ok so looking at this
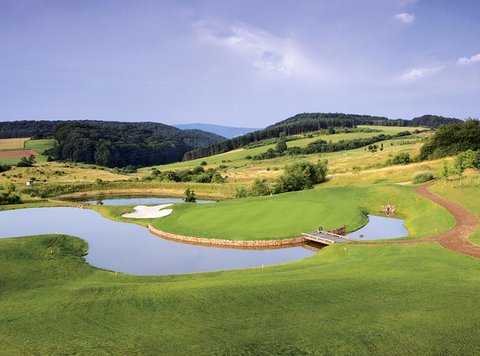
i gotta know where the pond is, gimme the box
[0,207,314,276]
[83,196,215,205]
[347,215,408,240]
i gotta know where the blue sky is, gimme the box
[0,0,479,126]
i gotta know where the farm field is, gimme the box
[0,137,29,150]
[0,138,55,165]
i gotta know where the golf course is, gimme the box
[1,119,479,354]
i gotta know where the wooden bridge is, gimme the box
[302,231,351,245]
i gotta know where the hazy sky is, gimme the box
[1,0,479,126]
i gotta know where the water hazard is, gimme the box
[83,196,215,205]
[346,214,408,240]
[0,207,314,275]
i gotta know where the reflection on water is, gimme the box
[0,208,314,276]
[85,197,216,206]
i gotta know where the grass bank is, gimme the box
[0,234,479,354]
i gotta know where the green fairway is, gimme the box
[151,184,454,240]
[0,234,479,354]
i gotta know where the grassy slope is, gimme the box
[0,235,479,354]
[152,184,454,240]
[155,126,425,170]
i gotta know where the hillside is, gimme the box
[51,121,224,168]
[175,123,258,139]
[183,113,461,160]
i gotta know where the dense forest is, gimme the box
[183,113,461,160]
[0,120,62,138]
[50,121,224,167]
[419,119,480,159]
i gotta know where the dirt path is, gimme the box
[414,182,480,258]
[362,182,480,258]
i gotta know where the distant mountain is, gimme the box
[183,112,463,161]
[175,123,259,139]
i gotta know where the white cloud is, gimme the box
[394,12,416,24]
[457,53,480,65]
[400,65,444,82]
[192,21,318,78]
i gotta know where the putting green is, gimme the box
[152,185,455,240]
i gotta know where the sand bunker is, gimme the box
[122,204,173,219]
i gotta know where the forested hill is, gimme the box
[409,115,463,128]
[183,113,462,161]
[49,121,225,168]
[0,120,62,138]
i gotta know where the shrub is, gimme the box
[235,186,248,198]
[392,153,412,165]
[0,192,21,205]
[184,188,196,203]
[200,161,207,166]
[0,164,11,173]
[413,171,435,184]
[17,155,36,167]
[249,179,271,196]
[211,172,225,183]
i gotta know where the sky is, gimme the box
[0,0,479,127]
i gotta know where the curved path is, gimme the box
[364,181,480,258]
[414,182,480,258]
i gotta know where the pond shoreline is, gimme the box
[148,224,308,249]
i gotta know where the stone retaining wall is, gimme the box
[148,224,307,249]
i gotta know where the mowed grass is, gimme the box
[0,137,29,150]
[0,234,479,354]
[152,184,454,240]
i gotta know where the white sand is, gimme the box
[122,204,173,219]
